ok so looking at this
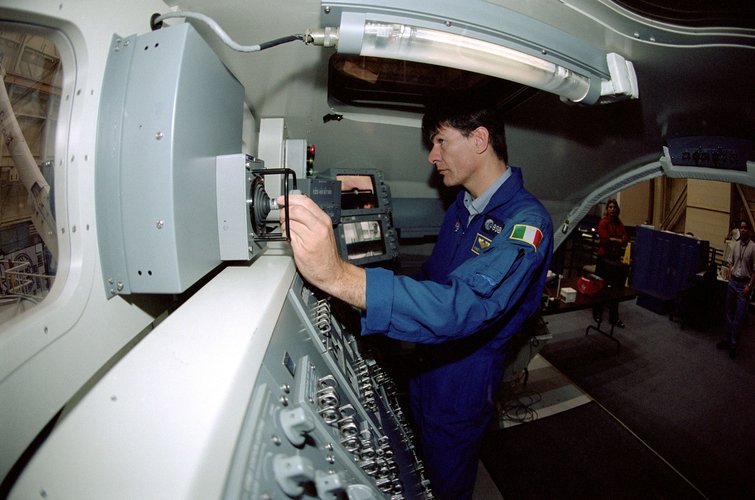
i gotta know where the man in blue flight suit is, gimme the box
[279,97,553,500]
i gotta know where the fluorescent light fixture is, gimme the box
[317,6,639,105]
[356,21,591,102]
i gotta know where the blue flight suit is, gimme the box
[363,166,553,500]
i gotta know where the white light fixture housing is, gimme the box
[319,0,639,105]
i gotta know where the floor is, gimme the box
[472,353,592,500]
[474,296,755,499]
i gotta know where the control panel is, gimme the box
[316,168,400,266]
[224,275,433,499]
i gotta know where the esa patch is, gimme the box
[482,217,504,237]
[471,233,493,255]
[509,224,543,250]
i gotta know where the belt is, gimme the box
[732,275,750,283]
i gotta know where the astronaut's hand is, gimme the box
[277,194,366,308]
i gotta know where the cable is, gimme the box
[259,34,304,50]
[150,11,305,52]
[497,372,542,426]
[499,393,541,425]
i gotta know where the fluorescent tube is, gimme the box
[356,21,591,102]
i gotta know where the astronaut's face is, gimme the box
[427,125,480,193]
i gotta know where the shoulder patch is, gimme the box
[510,224,543,250]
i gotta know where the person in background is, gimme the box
[721,223,741,279]
[593,198,629,327]
[718,219,755,359]
[727,223,741,243]
[279,95,553,500]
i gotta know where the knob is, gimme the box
[279,406,315,446]
[315,470,345,500]
[346,484,379,500]
[273,454,315,497]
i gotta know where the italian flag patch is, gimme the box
[510,224,543,250]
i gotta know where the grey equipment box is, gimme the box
[96,23,243,296]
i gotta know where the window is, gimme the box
[328,54,538,114]
[0,30,61,324]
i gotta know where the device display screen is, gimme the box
[342,220,385,260]
[337,174,378,210]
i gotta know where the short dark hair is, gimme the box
[421,94,508,164]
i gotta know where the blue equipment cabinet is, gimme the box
[633,226,709,314]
